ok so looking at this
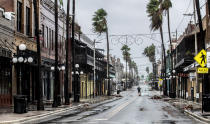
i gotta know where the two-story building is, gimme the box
[0,7,15,106]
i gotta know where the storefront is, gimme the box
[0,47,12,106]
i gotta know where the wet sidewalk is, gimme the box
[0,95,117,124]
[162,97,210,123]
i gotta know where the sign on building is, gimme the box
[194,49,207,67]
[197,67,209,74]
[207,52,210,68]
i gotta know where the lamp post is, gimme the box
[51,64,65,104]
[12,44,34,94]
[73,64,83,102]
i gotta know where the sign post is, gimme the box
[194,49,207,113]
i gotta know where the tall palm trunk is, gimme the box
[160,26,167,96]
[34,0,44,110]
[65,0,70,105]
[53,0,60,107]
[106,28,110,96]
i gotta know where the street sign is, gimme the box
[158,79,163,87]
[194,49,207,67]
[196,93,199,98]
[207,52,210,68]
[197,67,209,74]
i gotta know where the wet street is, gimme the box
[46,84,201,124]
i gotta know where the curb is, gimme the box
[0,105,81,124]
[0,97,121,124]
[184,110,210,123]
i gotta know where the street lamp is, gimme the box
[172,70,176,74]
[19,44,26,51]
[73,64,83,102]
[80,71,84,75]
[12,44,34,94]
[61,66,65,71]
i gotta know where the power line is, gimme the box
[200,2,207,9]
[175,0,192,31]
[84,31,180,37]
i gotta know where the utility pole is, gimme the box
[64,0,70,105]
[53,0,60,107]
[34,0,44,110]
[193,0,198,103]
[195,0,205,113]
[125,36,128,91]
[93,40,96,98]
[72,0,79,102]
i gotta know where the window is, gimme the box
[209,1,210,16]
[42,25,45,47]
[26,7,30,36]
[49,28,51,50]
[59,35,61,50]
[17,1,22,32]
[52,30,54,50]
[46,27,48,48]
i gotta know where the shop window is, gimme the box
[42,25,45,47]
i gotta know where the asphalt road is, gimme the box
[46,84,202,124]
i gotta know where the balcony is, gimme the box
[175,34,195,71]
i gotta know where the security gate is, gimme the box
[0,57,12,106]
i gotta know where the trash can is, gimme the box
[203,94,210,112]
[14,95,27,114]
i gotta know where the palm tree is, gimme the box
[121,45,131,90]
[146,0,167,95]
[92,8,111,96]
[162,0,174,97]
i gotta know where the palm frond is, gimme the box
[92,8,108,35]
[150,11,163,31]
[162,0,172,10]
[146,0,160,17]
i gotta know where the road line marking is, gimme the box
[105,96,138,120]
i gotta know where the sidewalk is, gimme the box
[0,95,119,124]
[162,97,210,123]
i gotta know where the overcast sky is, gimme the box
[62,0,206,76]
